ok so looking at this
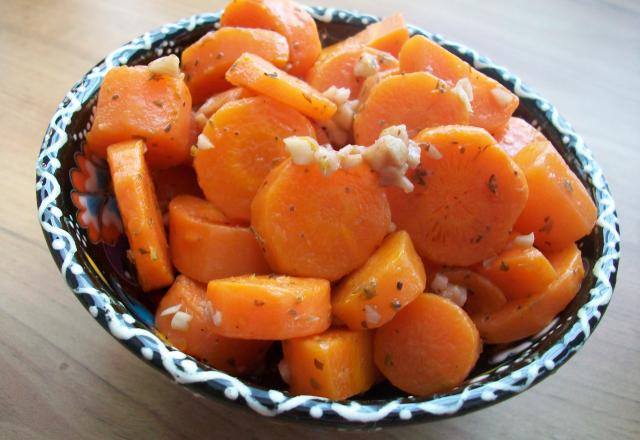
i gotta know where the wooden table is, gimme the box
[1,0,638,438]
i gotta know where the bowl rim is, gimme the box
[35,5,621,428]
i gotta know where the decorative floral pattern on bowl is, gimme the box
[35,6,620,429]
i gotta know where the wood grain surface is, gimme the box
[1,0,638,438]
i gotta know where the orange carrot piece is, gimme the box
[475,245,557,301]
[356,68,398,104]
[306,46,399,99]
[251,160,391,281]
[282,329,377,399]
[155,275,271,375]
[182,27,289,106]
[496,117,547,157]
[353,72,470,145]
[472,243,585,344]
[193,96,315,222]
[220,0,321,76]
[374,293,481,396]
[226,53,337,120]
[399,35,519,136]
[168,195,270,283]
[513,141,597,252]
[332,231,427,330]
[387,125,529,266]
[196,87,254,121]
[151,165,203,213]
[439,269,507,316]
[86,66,192,170]
[206,275,331,340]
[107,140,173,291]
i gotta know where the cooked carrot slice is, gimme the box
[332,231,427,330]
[399,35,519,136]
[513,141,597,252]
[206,275,331,340]
[168,195,270,283]
[193,96,315,222]
[374,293,481,396]
[472,243,585,344]
[156,275,271,375]
[387,125,528,266]
[322,13,410,59]
[151,165,203,213]
[107,140,173,291]
[353,72,470,145]
[251,160,391,281]
[496,117,547,157]
[220,0,321,76]
[282,329,377,399]
[439,269,507,316]
[196,87,254,122]
[182,27,289,106]
[86,66,192,170]
[306,46,399,99]
[226,53,337,121]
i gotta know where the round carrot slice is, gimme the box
[251,160,391,281]
[353,72,470,145]
[156,275,271,375]
[220,0,321,76]
[193,96,315,223]
[374,293,481,396]
[439,269,507,316]
[387,125,529,266]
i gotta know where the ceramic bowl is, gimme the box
[35,6,620,429]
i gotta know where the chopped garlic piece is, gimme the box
[278,359,291,384]
[513,232,535,247]
[337,145,364,169]
[431,273,449,292]
[213,310,223,327]
[148,54,182,79]
[421,142,443,160]
[197,133,214,150]
[441,284,468,307]
[171,311,192,331]
[364,304,381,326]
[314,147,340,176]
[380,124,410,144]
[452,78,474,113]
[491,86,515,108]
[388,221,397,233]
[333,99,358,131]
[320,87,358,145]
[321,119,349,146]
[322,86,350,106]
[407,142,421,168]
[159,303,181,317]
[354,52,380,78]
[284,136,318,165]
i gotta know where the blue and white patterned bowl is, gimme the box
[35,6,620,429]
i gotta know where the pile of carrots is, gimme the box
[86,0,597,400]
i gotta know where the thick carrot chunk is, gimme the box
[353,72,470,145]
[282,329,377,399]
[513,140,597,251]
[87,66,192,170]
[332,231,427,330]
[107,140,173,291]
[206,275,331,340]
[439,269,507,316]
[169,195,270,283]
[226,53,337,120]
[497,117,547,157]
[156,275,271,375]
[220,0,321,76]
[151,165,203,213]
[181,27,289,106]
[387,125,529,266]
[251,160,391,281]
[399,35,519,136]
[473,243,585,344]
[193,96,315,222]
[374,293,481,396]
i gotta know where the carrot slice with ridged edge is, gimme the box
[374,293,481,396]
[353,72,470,145]
[220,0,321,76]
[169,195,270,283]
[181,27,289,106]
[306,46,399,99]
[251,160,391,281]
[496,117,547,157]
[282,329,377,399]
[193,96,315,223]
[226,53,337,121]
[472,243,585,344]
[107,140,173,291]
[332,231,427,330]
[87,66,192,170]
[206,275,331,340]
[439,269,507,316]
[399,35,519,136]
[156,275,272,375]
[513,140,597,252]
[387,125,529,266]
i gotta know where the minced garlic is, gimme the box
[197,133,214,150]
[148,54,182,79]
[513,232,535,247]
[319,86,359,146]
[452,77,474,113]
[170,311,192,331]
[354,52,380,78]
[284,136,318,165]
[491,86,515,108]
